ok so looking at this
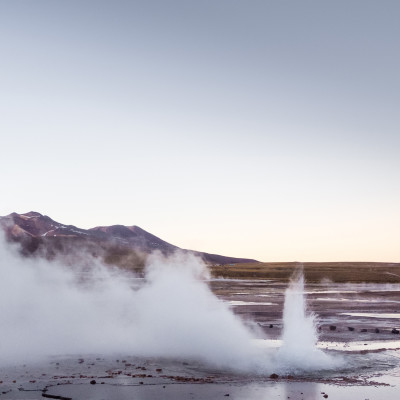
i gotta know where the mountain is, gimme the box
[0,212,257,269]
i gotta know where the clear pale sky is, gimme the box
[1,1,399,262]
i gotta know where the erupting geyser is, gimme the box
[0,235,338,373]
[277,268,337,370]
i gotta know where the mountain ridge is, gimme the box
[0,211,258,267]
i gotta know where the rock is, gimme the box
[329,325,336,331]
[323,395,328,398]
[348,327,354,331]
[269,324,274,328]
[360,329,368,332]
[375,328,380,333]
[391,328,399,334]
[90,380,96,385]
[270,373,279,379]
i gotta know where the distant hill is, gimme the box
[0,211,257,270]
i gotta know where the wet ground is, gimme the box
[1,279,399,399]
[211,279,400,342]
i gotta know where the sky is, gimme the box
[0,0,399,262]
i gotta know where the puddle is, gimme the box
[254,338,400,352]
[341,313,400,319]
[318,340,400,352]
[304,290,358,294]
[315,298,400,303]
[228,301,277,306]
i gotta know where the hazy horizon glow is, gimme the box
[1,1,399,262]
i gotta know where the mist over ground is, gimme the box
[0,235,338,373]
[0,236,262,369]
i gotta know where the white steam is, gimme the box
[0,237,260,370]
[278,269,338,369]
[0,236,338,373]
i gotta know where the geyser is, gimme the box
[0,235,337,372]
[0,237,259,370]
[277,268,338,370]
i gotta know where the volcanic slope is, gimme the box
[0,211,257,270]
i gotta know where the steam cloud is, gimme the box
[0,236,261,370]
[278,269,337,369]
[0,235,338,372]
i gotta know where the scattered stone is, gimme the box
[392,328,399,334]
[270,373,279,379]
[156,368,163,372]
[361,329,368,332]
[269,324,274,328]
[348,327,355,331]
[375,328,380,333]
[224,394,230,397]
[90,380,96,385]
[329,325,336,331]
[323,395,328,398]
